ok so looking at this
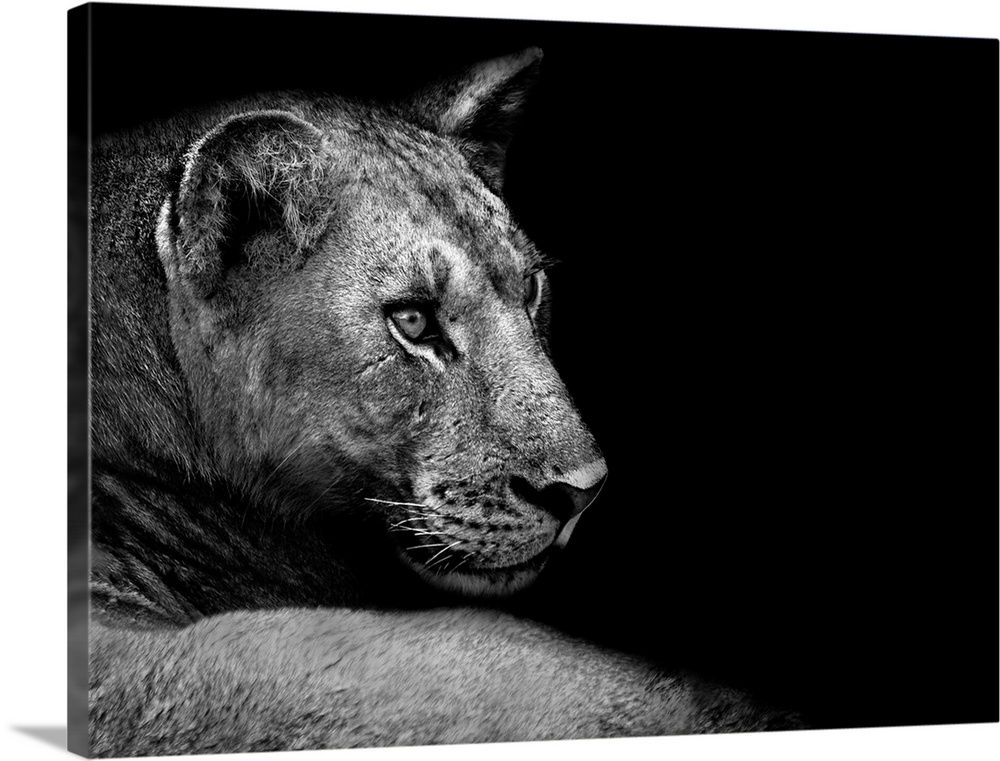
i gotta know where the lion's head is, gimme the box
[156,49,606,598]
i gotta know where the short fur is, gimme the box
[88,49,801,756]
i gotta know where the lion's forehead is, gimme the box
[336,139,528,303]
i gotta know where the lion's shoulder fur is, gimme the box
[90,607,799,755]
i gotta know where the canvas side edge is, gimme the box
[68,3,93,757]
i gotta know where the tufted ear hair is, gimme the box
[165,110,336,299]
[405,47,543,194]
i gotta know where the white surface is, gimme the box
[1,1,996,759]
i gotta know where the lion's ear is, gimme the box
[406,47,543,193]
[165,111,335,299]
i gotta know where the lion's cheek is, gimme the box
[304,361,434,479]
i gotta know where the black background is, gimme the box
[87,3,998,732]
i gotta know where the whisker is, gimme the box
[396,528,439,539]
[426,554,455,571]
[438,554,462,574]
[405,542,449,551]
[364,498,430,509]
[389,518,426,529]
[426,541,462,567]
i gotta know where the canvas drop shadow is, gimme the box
[12,725,67,750]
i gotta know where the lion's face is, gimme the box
[159,51,606,598]
[249,129,604,597]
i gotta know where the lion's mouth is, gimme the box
[398,545,551,598]
[390,520,553,599]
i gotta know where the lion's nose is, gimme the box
[551,458,608,518]
[510,458,608,547]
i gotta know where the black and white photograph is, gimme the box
[4,1,1000,760]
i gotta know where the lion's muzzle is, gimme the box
[510,456,607,538]
[516,457,608,550]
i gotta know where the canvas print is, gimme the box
[68,3,998,758]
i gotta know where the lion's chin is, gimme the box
[397,548,550,599]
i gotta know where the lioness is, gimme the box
[86,48,799,756]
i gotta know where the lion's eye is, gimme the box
[391,306,429,341]
[524,271,543,313]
